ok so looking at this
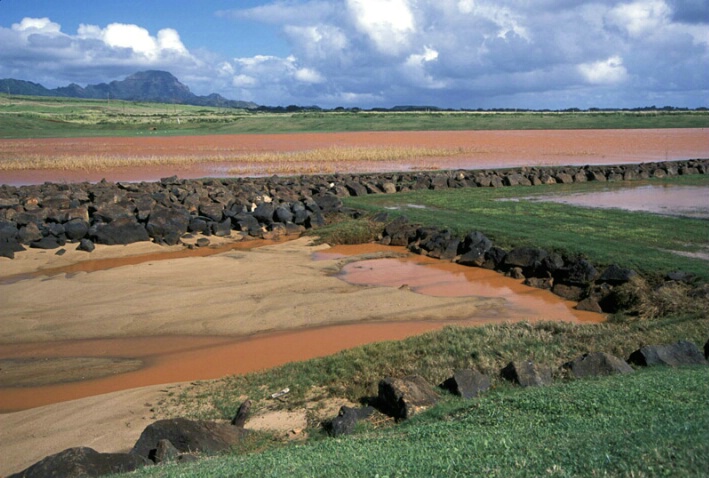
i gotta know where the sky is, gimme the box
[0,0,707,109]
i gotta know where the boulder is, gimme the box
[628,341,708,367]
[8,447,148,478]
[291,202,310,225]
[199,203,224,222]
[18,222,43,244]
[418,230,459,260]
[555,173,574,184]
[233,213,262,237]
[92,203,134,223]
[90,218,150,245]
[501,360,552,387]
[188,216,210,234]
[151,439,180,464]
[563,352,633,378]
[345,181,368,197]
[457,231,492,267]
[78,238,96,253]
[0,238,24,259]
[274,205,294,224]
[383,216,417,247]
[524,277,553,290]
[552,283,586,302]
[146,208,191,246]
[30,235,64,250]
[556,258,598,286]
[231,400,252,428]
[44,222,66,240]
[328,406,375,437]
[503,247,548,276]
[481,246,507,270]
[598,264,638,285]
[504,173,531,186]
[14,209,48,226]
[381,182,397,194]
[377,375,440,420]
[0,220,18,241]
[441,369,491,399]
[64,218,90,241]
[665,270,695,283]
[575,297,603,313]
[132,418,248,460]
[211,218,233,237]
[312,193,343,213]
[252,202,275,225]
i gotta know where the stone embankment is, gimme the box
[1,159,707,313]
[11,339,709,477]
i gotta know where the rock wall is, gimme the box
[1,158,707,263]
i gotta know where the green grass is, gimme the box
[344,175,709,281]
[127,364,709,477]
[2,95,709,138]
[162,314,709,422]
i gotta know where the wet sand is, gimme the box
[0,239,600,412]
[1,128,707,185]
[0,236,606,475]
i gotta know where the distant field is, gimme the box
[1,95,709,138]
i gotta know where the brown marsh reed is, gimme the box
[0,145,463,175]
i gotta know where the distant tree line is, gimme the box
[253,104,708,113]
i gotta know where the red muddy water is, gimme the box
[1,128,707,185]
[0,243,604,412]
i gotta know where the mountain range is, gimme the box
[0,70,258,109]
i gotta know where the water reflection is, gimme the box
[530,185,709,219]
[331,252,602,324]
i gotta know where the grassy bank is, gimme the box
[345,174,709,282]
[130,365,709,477]
[128,316,709,478]
[2,95,709,138]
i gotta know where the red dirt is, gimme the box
[1,128,707,185]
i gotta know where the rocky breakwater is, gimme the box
[0,158,706,264]
[0,174,341,259]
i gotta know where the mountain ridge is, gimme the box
[0,70,258,109]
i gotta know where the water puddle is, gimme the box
[528,185,709,218]
[0,241,604,413]
[0,321,470,412]
[323,246,600,324]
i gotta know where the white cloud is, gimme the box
[294,67,325,83]
[284,25,349,61]
[218,1,335,25]
[1,1,707,109]
[606,0,672,37]
[79,23,190,61]
[578,55,629,84]
[0,17,199,90]
[232,74,258,87]
[12,17,62,34]
[346,0,416,55]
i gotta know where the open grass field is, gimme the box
[2,94,709,138]
[345,175,709,283]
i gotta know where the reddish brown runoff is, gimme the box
[0,242,604,412]
[1,128,707,185]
